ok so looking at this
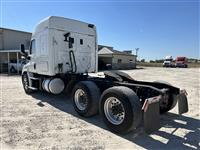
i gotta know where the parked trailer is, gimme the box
[21,16,188,134]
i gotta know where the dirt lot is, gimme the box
[0,67,199,150]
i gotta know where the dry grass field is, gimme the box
[138,62,200,68]
[0,67,199,149]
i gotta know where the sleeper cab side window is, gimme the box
[80,39,83,45]
[30,39,36,54]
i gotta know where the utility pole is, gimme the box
[135,48,139,62]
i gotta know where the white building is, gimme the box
[0,28,31,73]
[98,45,136,70]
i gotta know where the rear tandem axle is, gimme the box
[22,71,188,134]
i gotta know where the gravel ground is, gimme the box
[0,67,200,150]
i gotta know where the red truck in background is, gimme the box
[175,57,188,68]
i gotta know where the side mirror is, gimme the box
[21,44,25,55]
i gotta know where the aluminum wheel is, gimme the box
[74,89,88,111]
[104,97,125,125]
[23,75,29,90]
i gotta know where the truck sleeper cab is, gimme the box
[23,16,97,76]
[21,16,188,134]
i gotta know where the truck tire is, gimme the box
[22,73,34,94]
[72,81,101,117]
[65,80,78,96]
[99,86,142,134]
[154,80,176,114]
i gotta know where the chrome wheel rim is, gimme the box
[23,75,29,90]
[104,97,125,125]
[74,89,87,111]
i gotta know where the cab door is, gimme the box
[27,39,37,73]
[73,33,97,73]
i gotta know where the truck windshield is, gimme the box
[177,58,185,61]
[165,59,172,61]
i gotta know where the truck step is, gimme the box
[28,86,38,90]
[29,77,39,80]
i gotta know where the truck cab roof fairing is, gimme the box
[32,16,96,37]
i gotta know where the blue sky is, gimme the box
[1,0,199,60]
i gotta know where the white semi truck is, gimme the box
[21,16,188,133]
[163,56,174,67]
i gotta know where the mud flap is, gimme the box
[177,91,188,114]
[142,96,160,134]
